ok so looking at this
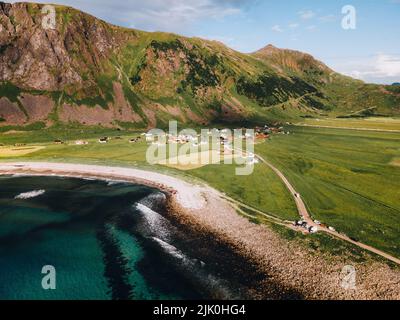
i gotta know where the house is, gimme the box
[301,221,308,228]
[247,157,259,165]
[99,137,109,144]
[309,226,318,234]
[54,139,64,145]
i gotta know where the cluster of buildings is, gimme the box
[51,124,289,149]
[295,220,319,234]
[144,132,209,147]
[294,219,337,234]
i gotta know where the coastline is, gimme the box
[0,162,399,300]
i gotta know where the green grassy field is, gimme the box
[1,123,399,259]
[298,117,400,131]
[256,126,400,258]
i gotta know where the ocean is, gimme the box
[0,175,270,300]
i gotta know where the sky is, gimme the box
[9,0,400,84]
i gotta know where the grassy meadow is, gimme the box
[298,117,400,131]
[257,126,400,258]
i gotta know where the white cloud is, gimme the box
[337,53,400,84]
[375,54,400,77]
[298,10,315,20]
[271,24,284,32]
[288,23,299,29]
[305,25,316,31]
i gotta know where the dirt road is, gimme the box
[254,153,400,265]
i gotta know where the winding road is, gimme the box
[253,152,400,265]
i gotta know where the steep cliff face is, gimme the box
[0,2,399,129]
[0,2,131,92]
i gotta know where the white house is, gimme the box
[309,226,319,234]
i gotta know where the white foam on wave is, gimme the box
[152,237,188,261]
[135,203,171,240]
[15,190,46,200]
[151,237,236,299]
[107,180,123,186]
[11,174,29,178]
[140,192,167,208]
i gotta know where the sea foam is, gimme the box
[135,202,172,240]
[15,190,46,200]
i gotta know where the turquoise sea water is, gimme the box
[0,176,205,300]
[0,175,300,300]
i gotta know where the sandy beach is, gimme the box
[0,162,399,300]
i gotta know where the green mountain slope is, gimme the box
[0,2,399,129]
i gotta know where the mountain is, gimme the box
[0,2,399,129]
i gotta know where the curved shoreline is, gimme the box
[0,162,399,300]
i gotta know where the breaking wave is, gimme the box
[138,192,167,212]
[134,202,172,241]
[151,237,237,300]
[15,190,46,200]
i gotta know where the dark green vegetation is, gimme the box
[0,82,22,103]
[257,126,400,258]
[237,74,318,107]
[148,39,221,93]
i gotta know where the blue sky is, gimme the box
[9,0,400,84]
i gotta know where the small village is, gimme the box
[37,124,289,150]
